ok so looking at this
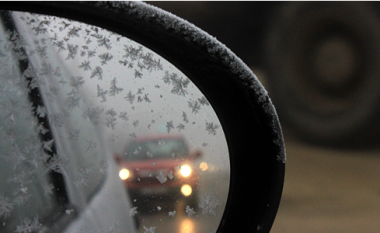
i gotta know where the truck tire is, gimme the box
[265,2,380,148]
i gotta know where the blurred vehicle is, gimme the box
[115,134,202,209]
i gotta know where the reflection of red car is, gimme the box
[115,134,202,208]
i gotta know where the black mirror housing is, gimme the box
[0,2,285,232]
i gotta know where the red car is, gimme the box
[115,134,202,209]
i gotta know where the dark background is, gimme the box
[148,2,277,67]
[148,2,380,232]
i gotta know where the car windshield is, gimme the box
[124,138,189,160]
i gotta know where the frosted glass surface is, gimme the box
[0,11,230,233]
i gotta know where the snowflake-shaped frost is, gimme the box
[42,139,54,152]
[36,105,47,118]
[97,36,112,50]
[54,40,66,53]
[129,207,138,217]
[38,123,49,135]
[124,90,135,104]
[35,44,47,58]
[90,66,103,80]
[141,53,163,72]
[67,129,79,141]
[177,123,185,132]
[146,151,153,158]
[85,140,97,152]
[133,120,139,127]
[67,26,81,37]
[43,183,54,196]
[70,76,85,91]
[74,168,90,188]
[143,94,151,103]
[87,50,96,58]
[182,111,189,123]
[199,194,220,215]
[66,43,78,60]
[123,45,143,61]
[188,100,201,114]
[205,121,220,135]
[46,154,68,176]
[198,96,210,106]
[119,111,129,121]
[98,52,113,65]
[81,107,103,126]
[105,108,117,130]
[168,210,176,217]
[167,170,173,179]
[109,78,123,96]
[166,120,174,133]
[39,62,54,76]
[143,226,156,233]
[0,194,13,219]
[156,171,167,184]
[134,69,143,79]
[170,76,190,96]
[158,139,166,146]
[79,60,92,70]
[185,205,196,217]
[97,84,108,102]
[65,94,81,111]
[14,216,42,233]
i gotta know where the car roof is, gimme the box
[134,134,185,142]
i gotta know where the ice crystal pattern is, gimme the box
[129,207,138,217]
[199,194,221,215]
[205,121,220,136]
[0,11,229,233]
[109,78,123,96]
[185,205,196,217]
[143,226,156,233]
[0,194,13,219]
[14,217,42,233]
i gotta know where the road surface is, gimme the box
[272,134,380,232]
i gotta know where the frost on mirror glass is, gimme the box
[0,11,230,233]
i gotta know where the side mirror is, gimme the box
[0,2,285,233]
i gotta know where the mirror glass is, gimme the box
[0,11,230,233]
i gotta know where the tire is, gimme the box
[265,2,380,148]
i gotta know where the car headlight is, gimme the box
[180,165,192,177]
[181,184,192,196]
[119,168,131,180]
[200,162,208,171]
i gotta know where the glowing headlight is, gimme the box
[180,165,192,177]
[181,184,192,196]
[200,162,208,171]
[119,168,130,180]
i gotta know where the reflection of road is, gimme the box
[137,207,221,233]
[133,171,229,233]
